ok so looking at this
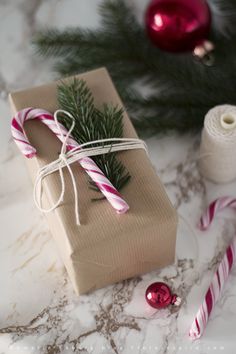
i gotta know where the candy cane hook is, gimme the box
[198,196,236,231]
[11,107,129,214]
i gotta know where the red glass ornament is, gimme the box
[145,282,180,309]
[145,0,212,53]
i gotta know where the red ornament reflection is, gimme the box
[145,282,180,309]
[145,0,212,52]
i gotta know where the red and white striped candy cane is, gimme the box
[198,196,236,230]
[189,236,236,340]
[11,107,129,214]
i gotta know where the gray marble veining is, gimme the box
[0,1,236,353]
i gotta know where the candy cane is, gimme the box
[199,196,236,230]
[11,107,129,214]
[189,236,236,340]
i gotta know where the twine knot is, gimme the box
[59,152,67,162]
[33,110,147,226]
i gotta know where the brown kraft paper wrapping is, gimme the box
[9,68,178,295]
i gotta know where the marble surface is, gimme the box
[0,1,236,353]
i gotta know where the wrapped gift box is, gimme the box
[9,68,178,295]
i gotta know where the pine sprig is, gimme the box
[34,0,236,135]
[57,79,130,193]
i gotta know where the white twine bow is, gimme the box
[33,110,148,225]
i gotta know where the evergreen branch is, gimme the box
[34,0,236,135]
[210,0,236,37]
[57,79,130,193]
[33,29,107,57]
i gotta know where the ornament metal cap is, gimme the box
[193,40,215,66]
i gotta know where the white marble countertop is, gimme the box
[1,1,236,354]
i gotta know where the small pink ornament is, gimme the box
[145,282,181,309]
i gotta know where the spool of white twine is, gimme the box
[199,104,236,183]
